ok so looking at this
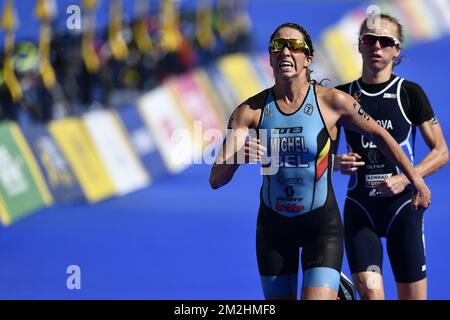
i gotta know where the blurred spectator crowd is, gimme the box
[0,0,252,123]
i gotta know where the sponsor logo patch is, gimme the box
[277,176,303,185]
[304,104,313,115]
[383,93,397,99]
[365,173,392,188]
[276,201,305,213]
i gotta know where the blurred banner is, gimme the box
[168,71,224,147]
[0,121,52,226]
[203,63,239,117]
[216,53,263,104]
[191,68,228,126]
[21,124,85,204]
[248,53,274,89]
[138,85,195,174]
[116,104,169,182]
[48,118,116,203]
[82,109,150,196]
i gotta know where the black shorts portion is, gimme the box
[256,199,344,278]
[344,190,426,283]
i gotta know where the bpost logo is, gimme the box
[275,202,305,213]
[275,186,304,213]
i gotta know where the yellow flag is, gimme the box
[160,0,182,52]
[1,0,17,30]
[133,0,153,53]
[216,0,236,43]
[83,0,97,10]
[133,20,153,53]
[82,0,100,73]
[1,0,22,102]
[4,55,22,101]
[108,0,128,60]
[34,0,56,88]
[38,22,56,88]
[233,0,251,35]
[34,0,53,20]
[82,34,100,73]
[196,0,215,50]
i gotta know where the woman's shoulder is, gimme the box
[229,89,268,128]
[392,74,422,90]
[400,78,426,92]
[398,77,431,102]
[245,89,271,110]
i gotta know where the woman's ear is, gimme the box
[393,46,401,59]
[304,55,313,68]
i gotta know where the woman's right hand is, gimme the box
[411,177,431,212]
[244,138,267,163]
[336,152,365,174]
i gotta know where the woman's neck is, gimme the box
[273,78,309,103]
[361,66,393,84]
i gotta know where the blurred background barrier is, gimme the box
[48,117,116,203]
[81,109,150,196]
[0,0,257,221]
[0,0,449,299]
[0,121,52,225]
[20,123,85,205]
[115,102,169,181]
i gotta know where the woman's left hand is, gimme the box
[375,174,409,196]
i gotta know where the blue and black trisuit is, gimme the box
[336,75,435,283]
[256,83,343,298]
